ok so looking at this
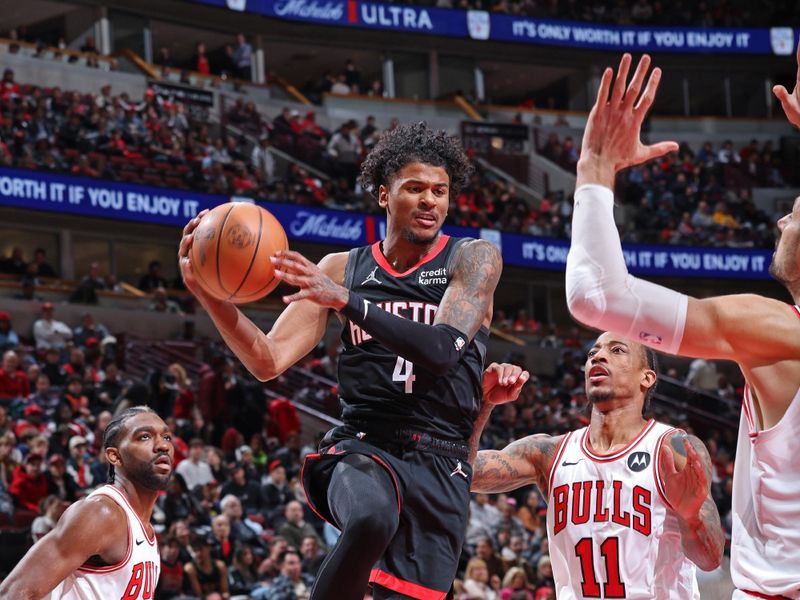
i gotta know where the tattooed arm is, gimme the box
[435,239,503,336]
[659,432,724,571]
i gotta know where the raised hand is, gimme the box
[482,362,529,406]
[773,41,800,128]
[578,54,679,188]
[658,433,709,523]
[177,209,214,301]
[271,250,349,309]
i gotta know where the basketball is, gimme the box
[190,202,288,304]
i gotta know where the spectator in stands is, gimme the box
[463,558,499,600]
[0,350,28,404]
[343,59,362,93]
[31,494,66,541]
[138,260,168,292]
[193,41,210,75]
[72,312,110,350]
[155,536,186,600]
[28,374,58,418]
[176,438,214,491]
[65,434,93,491]
[330,74,351,95]
[229,544,259,597]
[257,549,314,600]
[70,261,106,304]
[155,47,175,70]
[221,493,264,550]
[0,312,19,352]
[185,533,230,600]
[79,35,98,55]
[40,348,66,388]
[210,513,234,565]
[32,303,73,353]
[0,246,26,276]
[220,463,263,516]
[300,535,325,577]
[233,33,253,80]
[150,287,183,315]
[279,500,324,552]
[326,120,362,185]
[262,460,292,526]
[475,536,506,581]
[251,134,276,183]
[10,452,47,511]
[44,453,77,502]
[30,248,57,278]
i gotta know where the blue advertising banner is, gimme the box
[184,0,797,55]
[0,168,774,279]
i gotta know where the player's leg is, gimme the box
[310,453,400,600]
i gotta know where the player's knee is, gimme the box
[346,502,398,545]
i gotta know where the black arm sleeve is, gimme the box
[340,291,469,376]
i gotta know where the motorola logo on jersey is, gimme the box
[348,300,438,345]
[627,451,651,472]
[552,480,652,537]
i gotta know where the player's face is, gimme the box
[112,412,174,491]
[770,197,800,287]
[379,162,450,245]
[585,333,653,407]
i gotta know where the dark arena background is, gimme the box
[0,0,798,598]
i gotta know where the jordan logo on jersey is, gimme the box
[552,480,652,537]
[121,560,158,600]
[361,267,382,286]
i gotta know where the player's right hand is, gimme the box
[178,210,214,301]
[482,362,529,406]
[773,40,800,129]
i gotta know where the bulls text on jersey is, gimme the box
[348,300,439,346]
[120,560,159,600]
[551,479,652,537]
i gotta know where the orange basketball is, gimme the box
[190,202,288,304]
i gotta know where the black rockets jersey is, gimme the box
[336,235,489,442]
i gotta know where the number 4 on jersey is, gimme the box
[392,357,415,393]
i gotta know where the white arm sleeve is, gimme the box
[565,184,688,355]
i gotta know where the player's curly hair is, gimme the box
[358,122,473,199]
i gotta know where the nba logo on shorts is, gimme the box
[226,0,247,11]
[770,28,794,56]
[467,11,490,41]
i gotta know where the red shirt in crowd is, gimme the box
[9,464,48,511]
[0,368,30,401]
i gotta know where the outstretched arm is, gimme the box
[272,240,502,376]
[566,54,800,421]
[659,432,724,572]
[472,434,560,494]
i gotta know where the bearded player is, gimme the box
[470,333,723,599]
[0,406,174,600]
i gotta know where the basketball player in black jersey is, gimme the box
[179,122,510,599]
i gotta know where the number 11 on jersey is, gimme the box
[392,357,415,393]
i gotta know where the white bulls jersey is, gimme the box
[46,484,160,600]
[730,379,800,599]
[547,419,699,599]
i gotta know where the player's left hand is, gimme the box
[271,250,348,309]
[773,40,800,128]
[580,54,679,186]
[482,362,529,406]
[659,434,708,523]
